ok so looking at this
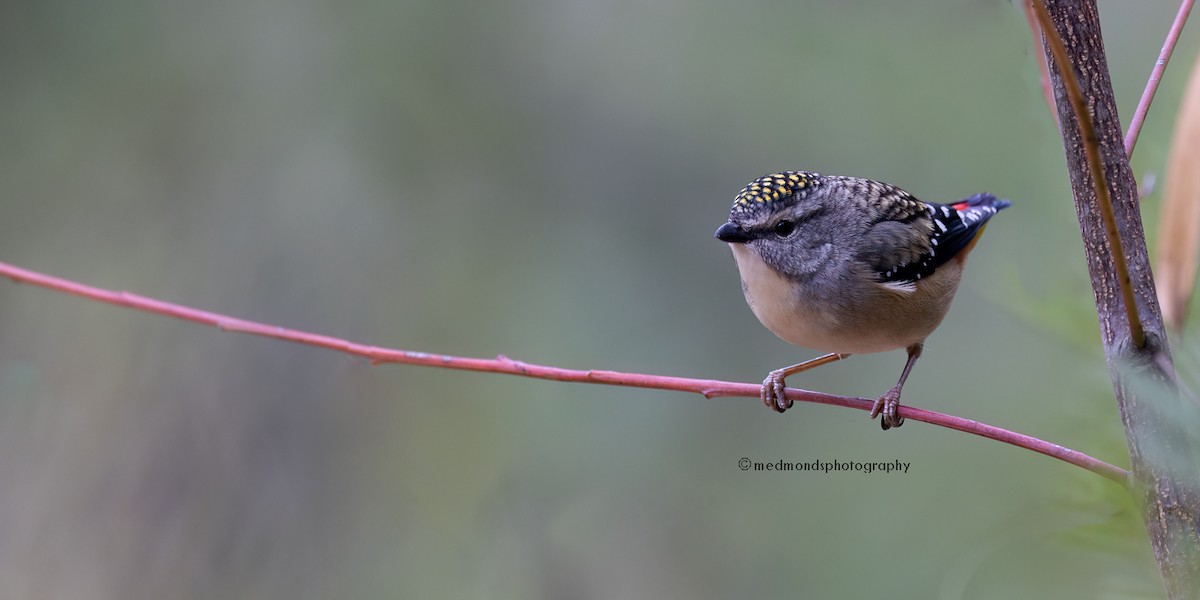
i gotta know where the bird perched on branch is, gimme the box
[714,171,1009,429]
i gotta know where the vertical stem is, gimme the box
[1032,0,1145,349]
[1038,1,1200,597]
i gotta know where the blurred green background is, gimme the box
[0,0,1194,597]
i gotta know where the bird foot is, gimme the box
[761,369,793,413]
[869,385,905,430]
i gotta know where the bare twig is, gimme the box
[1025,0,1059,120]
[1033,0,1146,349]
[1125,0,1195,157]
[0,259,1128,484]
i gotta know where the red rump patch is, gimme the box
[951,201,969,211]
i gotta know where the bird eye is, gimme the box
[773,219,796,237]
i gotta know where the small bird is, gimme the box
[714,171,1009,429]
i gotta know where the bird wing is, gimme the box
[858,192,1009,286]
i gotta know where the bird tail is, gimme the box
[951,193,1010,257]
[952,193,1011,215]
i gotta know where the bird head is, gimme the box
[715,171,845,280]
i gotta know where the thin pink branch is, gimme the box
[0,259,1128,485]
[1025,0,1059,121]
[1125,0,1194,157]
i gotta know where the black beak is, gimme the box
[715,221,752,243]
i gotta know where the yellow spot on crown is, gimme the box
[732,171,820,212]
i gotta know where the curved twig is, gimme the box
[0,259,1128,485]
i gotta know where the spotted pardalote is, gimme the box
[715,171,1009,429]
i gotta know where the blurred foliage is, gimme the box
[1157,47,1200,333]
[0,0,1195,598]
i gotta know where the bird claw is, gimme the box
[761,370,792,413]
[869,386,905,430]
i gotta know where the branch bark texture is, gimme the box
[1040,1,1200,596]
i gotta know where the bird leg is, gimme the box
[870,343,923,430]
[762,353,851,413]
